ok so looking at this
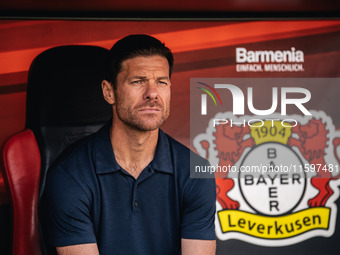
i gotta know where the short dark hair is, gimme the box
[104,34,174,88]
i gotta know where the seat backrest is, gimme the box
[1,45,112,255]
[25,45,112,200]
[1,129,42,255]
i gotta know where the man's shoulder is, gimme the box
[162,132,216,201]
[53,134,94,168]
[163,132,189,154]
[53,123,110,170]
[162,131,210,168]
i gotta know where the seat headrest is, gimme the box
[26,45,112,129]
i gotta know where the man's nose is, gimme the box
[144,81,158,100]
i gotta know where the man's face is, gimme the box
[113,55,171,131]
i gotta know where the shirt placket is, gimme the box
[131,166,155,213]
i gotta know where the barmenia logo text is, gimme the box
[235,47,305,73]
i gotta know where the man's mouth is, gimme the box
[138,108,161,113]
[137,102,163,113]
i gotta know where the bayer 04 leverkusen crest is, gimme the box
[193,110,340,247]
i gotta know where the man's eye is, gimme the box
[158,81,168,86]
[132,80,143,84]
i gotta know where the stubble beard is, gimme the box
[114,99,170,132]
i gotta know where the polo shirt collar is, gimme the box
[150,129,173,174]
[94,122,173,175]
[94,122,120,174]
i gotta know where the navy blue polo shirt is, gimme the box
[42,123,216,255]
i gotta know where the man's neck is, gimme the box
[109,120,159,179]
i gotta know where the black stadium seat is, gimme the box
[1,45,112,255]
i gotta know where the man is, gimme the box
[41,34,216,255]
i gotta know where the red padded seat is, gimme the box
[2,129,42,255]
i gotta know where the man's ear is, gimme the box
[101,80,115,104]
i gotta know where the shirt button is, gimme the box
[134,201,138,207]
